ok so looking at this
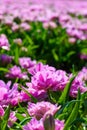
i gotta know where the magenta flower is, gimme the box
[31,69,69,91]
[5,65,29,79]
[0,34,10,50]
[8,83,23,106]
[0,80,23,106]
[28,62,56,75]
[0,80,11,101]
[22,83,47,101]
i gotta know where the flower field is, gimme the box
[0,0,87,130]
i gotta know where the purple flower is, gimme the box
[0,34,10,50]
[0,54,12,65]
[5,65,29,79]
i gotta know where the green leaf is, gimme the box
[19,117,31,125]
[14,46,19,64]
[64,89,80,130]
[52,49,59,61]
[66,51,75,58]
[55,100,80,119]
[16,113,25,122]
[58,76,76,104]
[0,105,10,130]
[18,102,29,117]
[0,68,9,72]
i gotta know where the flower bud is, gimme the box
[0,54,12,66]
[43,113,55,130]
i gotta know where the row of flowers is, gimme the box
[0,53,87,129]
[0,0,87,41]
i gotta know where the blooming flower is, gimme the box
[5,65,29,79]
[31,69,69,91]
[28,101,59,120]
[0,80,23,106]
[70,69,87,97]
[28,62,56,76]
[0,80,11,101]
[8,111,17,127]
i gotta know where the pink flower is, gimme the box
[0,34,10,50]
[22,83,47,101]
[0,105,4,116]
[28,101,59,120]
[70,69,87,97]
[13,38,22,46]
[0,80,23,106]
[68,37,76,44]
[19,57,36,69]
[31,69,68,91]
[20,22,31,31]
[0,80,11,101]
[5,65,29,79]
[8,111,17,127]
[28,62,55,76]
[23,118,44,130]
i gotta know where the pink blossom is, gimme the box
[20,22,31,31]
[5,65,29,79]
[31,69,69,91]
[0,34,10,50]
[28,62,56,76]
[19,57,36,69]
[8,111,17,127]
[0,105,4,116]
[28,101,59,120]
[70,70,87,97]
